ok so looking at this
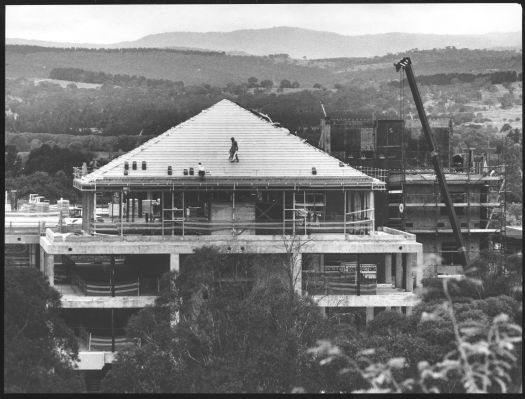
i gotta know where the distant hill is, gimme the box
[6,27,522,59]
[5,45,522,87]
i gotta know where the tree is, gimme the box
[260,79,273,89]
[101,246,331,393]
[247,77,259,88]
[279,79,292,89]
[4,268,85,393]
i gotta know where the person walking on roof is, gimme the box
[229,137,239,162]
[198,162,205,181]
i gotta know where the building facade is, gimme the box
[7,100,422,374]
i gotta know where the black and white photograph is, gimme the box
[4,3,522,393]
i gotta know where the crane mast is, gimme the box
[394,57,469,267]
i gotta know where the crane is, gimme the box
[394,57,469,267]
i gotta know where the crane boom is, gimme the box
[394,57,469,267]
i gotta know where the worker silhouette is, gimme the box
[229,137,239,162]
[198,162,205,181]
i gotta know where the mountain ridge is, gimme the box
[6,27,522,59]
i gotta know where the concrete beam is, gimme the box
[60,295,157,308]
[311,293,420,307]
[4,235,40,244]
[41,235,422,256]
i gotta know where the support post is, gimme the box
[369,190,375,232]
[343,189,347,236]
[169,253,180,327]
[232,188,236,236]
[111,308,115,353]
[120,191,123,236]
[365,307,375,324]
[46,254,55,286]
[395,253,403,288]
[406,253,417,292]
[182,191,185,236]
[384,254,392,284]
[282,190,285,235]
[357,253,361,296]
[170,253,180,273]
[39,247,45,273]
[131,193,135,223]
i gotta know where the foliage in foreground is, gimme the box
[4,268,85,393]
[100,249,523,393]
[101,247,330,393]
[306,254,523,394]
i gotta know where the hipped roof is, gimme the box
[77,99,383,189]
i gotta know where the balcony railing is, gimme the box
[90,215,375,236]
[5,221,47,235]
[403,193,500,206]
[303,264,378,296]
[88,333,139,352]
[71,273,160,296]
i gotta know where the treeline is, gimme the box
[49,67,184,89]
[389,70,522,87]
[6,44,226,56]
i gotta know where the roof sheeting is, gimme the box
[80,99,380,187]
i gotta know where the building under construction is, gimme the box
[319,114,506,276]
[6,100,423,382]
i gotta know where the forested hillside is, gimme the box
[5,45,522,87]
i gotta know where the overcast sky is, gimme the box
[6,3,522,44]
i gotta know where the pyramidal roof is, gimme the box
[80,99,381,187]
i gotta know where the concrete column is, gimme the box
[406,253,417,292]
[46,254,54,286]
[384,254,392,284]
[365,307,375,324]
[291,253,302,295]
[369,191,375,232]
[170,253,180,273]
[39,247,45,273]
[395,253,403,288]
[29,244,36,269]
[81,191,94,234]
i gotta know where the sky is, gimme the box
[6,3,522,44]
